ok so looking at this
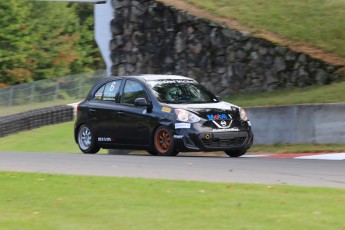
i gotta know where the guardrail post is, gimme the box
[8,87,13,107]
[55,79,60,101]
[30,83,35,104]
[78,77,84,99]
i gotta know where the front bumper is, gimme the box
[172,122,253,152]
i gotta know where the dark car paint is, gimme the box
[75,77,159,148]
[74,75,253,153]
[75,76,175,149]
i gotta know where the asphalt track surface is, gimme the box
[0,151,344,188]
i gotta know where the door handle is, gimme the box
[89,109,96,114]
[116,111,125,117]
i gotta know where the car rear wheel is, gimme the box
[225,149,247,157]
[151,126,178,156]
[77,124,100,154]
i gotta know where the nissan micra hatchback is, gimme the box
[74,75,253,157]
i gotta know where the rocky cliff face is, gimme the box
[110,0,341,94]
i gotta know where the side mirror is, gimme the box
[134,98,153,112]
[134,98,150,107]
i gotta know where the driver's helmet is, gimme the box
[166,87,182,101]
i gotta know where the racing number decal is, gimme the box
[109,82,117,91]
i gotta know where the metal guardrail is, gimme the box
[247,103,345,144]
[0,105,74,138]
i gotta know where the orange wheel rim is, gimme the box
[155,129,171,153]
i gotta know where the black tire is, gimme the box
[147,149,158,156]
[77,124,100,154]
[151,126,178,156]
[225,149,247,157]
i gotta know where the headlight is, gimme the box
[174,109,200,123]
[239,108,248,121]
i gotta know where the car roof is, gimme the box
[109,74,194,82]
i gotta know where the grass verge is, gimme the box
[224,80,345,107]
[0,121,345,154]
[185,0,345,59]
[0,172,344,230]
[0,121,107,154]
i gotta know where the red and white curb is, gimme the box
[243,153,345,160]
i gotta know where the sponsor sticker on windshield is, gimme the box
[154,79,196,84]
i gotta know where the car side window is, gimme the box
[93,85,105,100]
[102,80,121,102]
[122,80,148,105]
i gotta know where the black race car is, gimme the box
[74,75,253,157]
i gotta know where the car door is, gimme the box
[88,80,122,145]
[115,79,152,146]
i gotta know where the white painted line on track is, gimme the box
[243,153,345,160]
[295,153,345,160]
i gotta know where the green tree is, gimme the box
[71,3,105,73]
[0,0,104,86]
[0,0,34,85]
[29,1,82,81]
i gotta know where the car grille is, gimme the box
[202,137,246,148]
[200,132,247,148]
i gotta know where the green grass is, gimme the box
[225,80,345,107]
[0,121,107,154]
[1,121,345,154]
[0,172,344,230]
[186,0,345,58]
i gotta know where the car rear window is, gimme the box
[93,80,121,102]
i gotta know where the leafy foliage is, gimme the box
[0,0,33,85]
[0,0,104,86]
[72,3,105,73]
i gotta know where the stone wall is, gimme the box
[110,0,342,95]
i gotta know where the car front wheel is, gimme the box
[224,149,247,157]
[77,124,100,154]
[151,126,178,156]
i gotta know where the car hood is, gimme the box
[167,101,240,120]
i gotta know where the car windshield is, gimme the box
[146,79,219,104]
